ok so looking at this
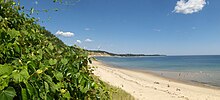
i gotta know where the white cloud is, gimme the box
[173,0,206,14]
[35,1,38,5]
[55,30,74,37]
[76,40,81,44]
[85,38,93,42]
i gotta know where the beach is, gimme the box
[91,60,220,100]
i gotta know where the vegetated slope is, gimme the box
[0,1,108,99]
[88,50,165,57]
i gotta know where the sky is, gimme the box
[21,0,220,55]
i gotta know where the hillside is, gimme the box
[0,1,108,99]
[88,50,165,57]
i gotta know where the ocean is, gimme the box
[95,55,220,87]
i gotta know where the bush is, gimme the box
[0,1,109,99]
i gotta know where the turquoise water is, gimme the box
[96,56,220,87]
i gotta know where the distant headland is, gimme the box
[87,50,166,57]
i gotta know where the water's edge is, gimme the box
[96,58,220,90]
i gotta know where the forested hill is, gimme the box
[88,50,165,57]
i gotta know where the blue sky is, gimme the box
[22,0,220,55]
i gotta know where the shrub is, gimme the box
[0,1,109,99]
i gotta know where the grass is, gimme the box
[92,74,135,100]
[104,82,135,100]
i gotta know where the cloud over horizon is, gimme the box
[173,0,206,14]
[85,38,93,42]
[55,30,74,37]
[76,40,81,44]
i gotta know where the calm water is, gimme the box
[96,55,220,87]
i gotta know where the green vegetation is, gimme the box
[105,83,135,100]
[91,75,134,100]
[0,1,110,99]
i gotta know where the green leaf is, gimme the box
[36,49,43,61]
[0,64,13,76]
[49,59,57,65]
[44,82,49,93]
[11,68,29,83]
[55,82,63,90]
[62,91,71,100]
[14,43,20,53]
[37,49,43,56]
[53,71,63,81]
[43,74,57,93]
[30,8,34,14]
[36,55,42,61]
[0,87,17,100]
[8,29,20,39]
[61,58,68,65]
[86,82,91,91]
[45,48,51,55]
[0,16,2,21]
[12,2,16,5]
[21,88,28,100]
[0,75,10,90]
[24,81,34,97]
[26,61,36,73]
[48,43,54,50]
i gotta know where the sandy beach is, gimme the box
[91,60,220,100]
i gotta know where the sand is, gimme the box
[91,60,220,100]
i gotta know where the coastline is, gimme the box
[91,60,220,100]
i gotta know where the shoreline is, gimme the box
[91,60,220,100]
[97,60,220,90]
[133,68,220,90]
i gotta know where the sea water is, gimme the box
[96,55,220,87]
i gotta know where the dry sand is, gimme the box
[91,60,220,100]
